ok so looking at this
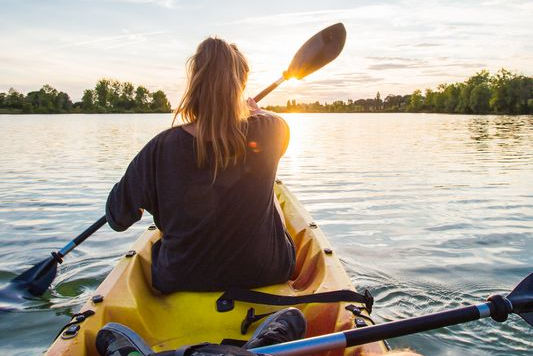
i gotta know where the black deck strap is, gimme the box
[241,307,275,334]
[220,338,248,347]
[54,310,95,340]
[345,304,375,325]
[217,288,373,313]
[173,343,258,356]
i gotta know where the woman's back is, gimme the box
[106,113,293,292]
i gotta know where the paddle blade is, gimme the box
[10,256,58,296]
[286,23,346,80]
[507,273,533,326]
[517,312,533,327]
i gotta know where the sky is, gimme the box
[1,0,532,106]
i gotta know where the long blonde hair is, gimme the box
[173,37,250,179]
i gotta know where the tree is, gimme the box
[489,69,514,113]
[469,84,491,114]
[95,79,111,110]
[456,71,490,113]
[424,89,436,111]
[6,88,24,109]
[134,86,150,112]
[432,84,447,112]
[517,76,533,114]
[81,89,96,112]
[56,92,72,112]
[150,90,171,112]
[442,84,460,113]
[24,91,41,112]
[384,95,403,111]
[120,82,135,111]
[407,90,424,112]
[375,92,382,111]
[109,80,122,111]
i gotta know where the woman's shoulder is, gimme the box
[140,126,191,155]
[153,126,190,142]
[247,111,288,133]
[247,110,284,122]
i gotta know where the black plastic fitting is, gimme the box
[487,294,512,322]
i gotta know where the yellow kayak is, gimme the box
[46,181,388,355]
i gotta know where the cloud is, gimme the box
[53,31,169,51]
[229,5,394,26]
[309,77,383,87]
[295,73,384,92]
[367,59,486,72]
[414,43,442,47]
[109,0,179,8]
[443,62,487,69]
[366,56,421,62]
[368,63,414,70]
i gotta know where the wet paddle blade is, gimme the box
[516,312,533,327]
[286,23,346,80]
[507,272,533,326]
[10,256,58,297]
[2,216,105,304]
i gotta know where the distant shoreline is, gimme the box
[2,69,532,116]
[0,109,171,115]
[0,80,171,115]
[1,111,529,116]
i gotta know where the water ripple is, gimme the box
[0,113,532,355]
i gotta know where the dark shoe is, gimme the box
[173,343,263,356]
[96,322,154,356]
[242,307,306,349]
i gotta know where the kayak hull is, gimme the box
[46,181,388,355]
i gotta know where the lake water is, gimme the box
[0,113,531,355]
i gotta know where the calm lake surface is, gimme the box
[0,113,531,355]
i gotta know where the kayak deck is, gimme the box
[46,181,388,355]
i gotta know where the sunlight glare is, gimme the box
[285,78,303,88]
[283,113,306,157]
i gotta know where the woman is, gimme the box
[105,37,295,293]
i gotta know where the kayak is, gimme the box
[46,180,389,355]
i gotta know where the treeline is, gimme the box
[0,79,172,114]
[264,69,533,115]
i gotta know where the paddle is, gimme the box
[251,273,533,355]
[253,22,346,102]
[1,216,106,301]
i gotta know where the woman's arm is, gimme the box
[106,139,156,231]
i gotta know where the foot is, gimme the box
[96,322,154,356]
[242,307,307,349]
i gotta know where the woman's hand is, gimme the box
[247,97,264,115]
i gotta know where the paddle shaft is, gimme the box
[57,215,107,257]
[254,76,285,103]
[251,302,494,355]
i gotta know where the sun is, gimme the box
[285,78,303,89]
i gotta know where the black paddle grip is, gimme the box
[72,215,107,246]
[345,305,481,347]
